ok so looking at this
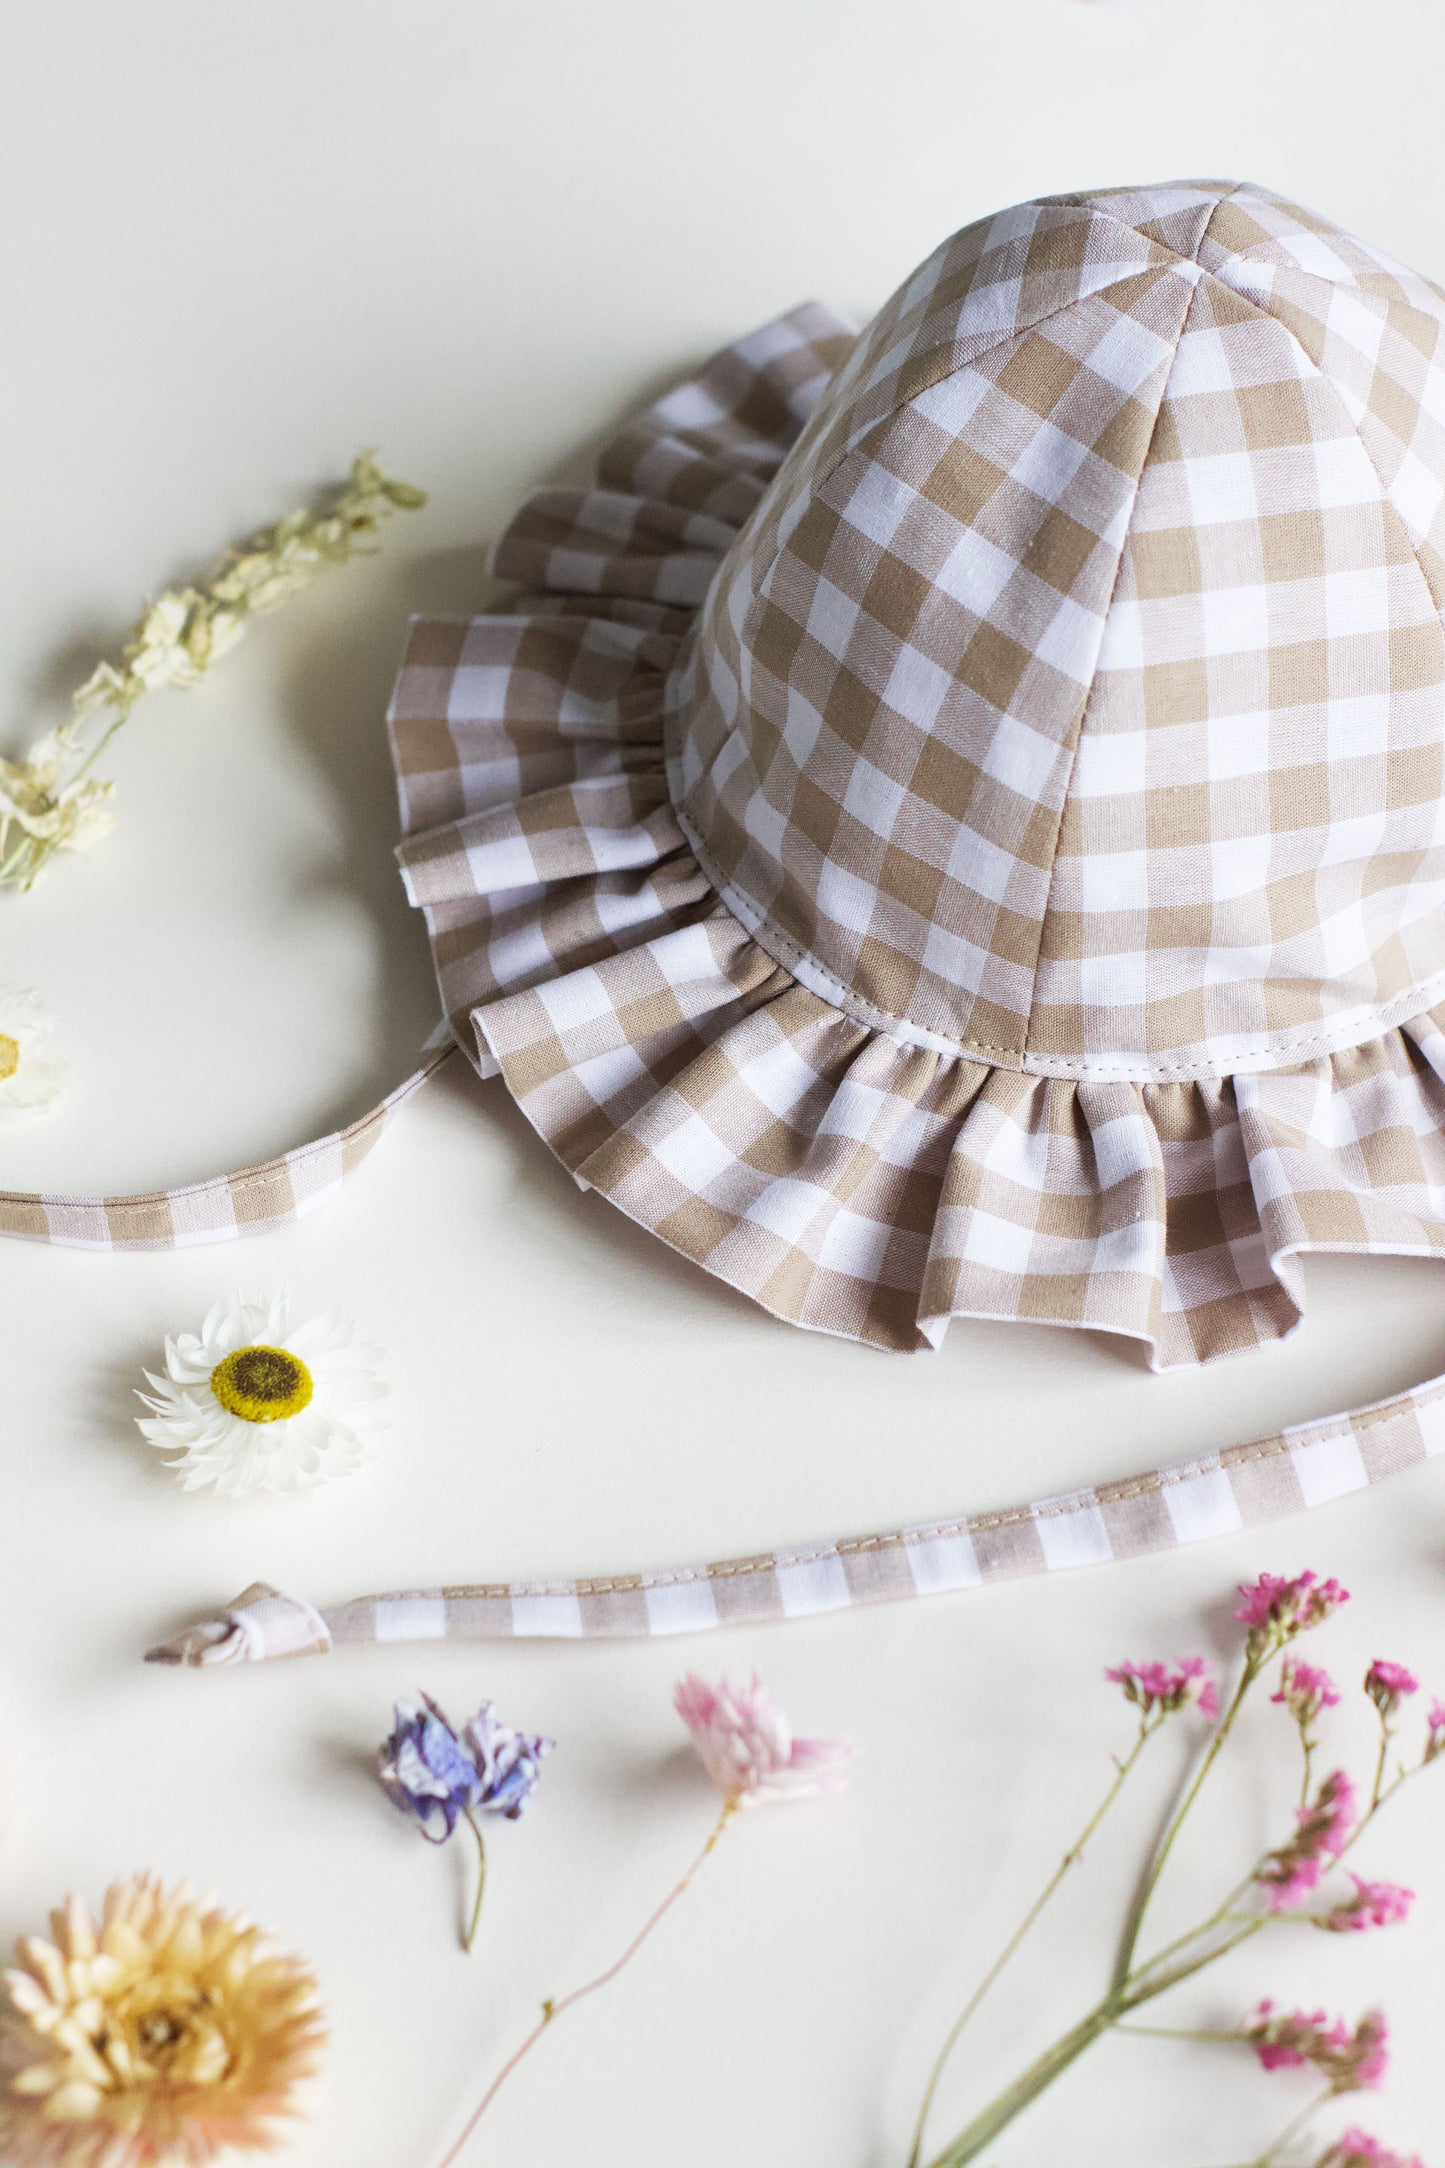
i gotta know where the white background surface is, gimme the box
[5,4,1445,2164]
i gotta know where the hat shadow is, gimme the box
[267,353,710,1143]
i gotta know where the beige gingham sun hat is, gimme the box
[388,177,1445,1372]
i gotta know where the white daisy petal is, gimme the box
[0,985,68,1118]
[133,1291,387,1497]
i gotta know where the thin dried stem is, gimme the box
[435,1799,737,2167]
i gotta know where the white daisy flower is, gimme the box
[136,1289,387,1496]
[0,985,68,1115]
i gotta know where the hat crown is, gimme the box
[670,180,1445,1080]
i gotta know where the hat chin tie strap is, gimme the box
[147,1584,332,1666]
[146,1361,1445,1665]
[0,1040,452,1251]
[7,1031,1438,1660]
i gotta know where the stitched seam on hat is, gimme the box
[1277,314,1445,617]
[1058,180,1395,303]
[1024,270,1208,1063]
[1182,242,1445,622]
[795,261,1208,531]
[676,802,1445,1079]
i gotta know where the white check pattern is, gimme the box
[0,1053,448,1250]
[675,179,1445,1079]
[388,185,1445,1370]
[148,1359,1445,1662]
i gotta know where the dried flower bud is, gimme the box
[1317,1875,1415,1934]
[1364,1659,1419,1722]
[1256,1768,1356,1910]
[1319,2130,1425,2168]
[1105,1657,1219,1722]
[1271,1655,1340,1736]
[1233,1571,1349,1661]
[1247,2001,1388,2093]
[1425,1697,1445,1763]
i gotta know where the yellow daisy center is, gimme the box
[0,1033,19,1082]
[209,1344,314,1423]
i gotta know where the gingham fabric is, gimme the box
[0,1051,449,1250]
[674,178,1445,1075]
[389,181,1445,1371]
[148,1356,1445,1662]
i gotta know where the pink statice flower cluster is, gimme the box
[1319,1875,1415,1934]
[1319,2131,1425,2168]
[1256,1768,1356,1910]
[1247,2002,1388,2094]
[1365,1660,1419,1722]
[1234,1571,1349,1660]
[1104,1656,1219,1723]
[1427,1698,1445,1764]
[1272,1655,1341,1733]
[674,1672,854,1808]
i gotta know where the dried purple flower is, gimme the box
[379,1693,485,1843]
[378,1691,554,1952]
[461,1702,555,1821]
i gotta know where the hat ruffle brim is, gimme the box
[389,309,1445,1371]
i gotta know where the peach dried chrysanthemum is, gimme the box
[0,1875,324,2168]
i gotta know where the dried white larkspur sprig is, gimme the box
[0,987,68,1116]
[0,735,115,885]
[135,1289,387,1496]
[1,452,425,893]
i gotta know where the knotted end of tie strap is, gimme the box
[144,1582,332,1667]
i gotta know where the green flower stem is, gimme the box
[920,2003,1120,2167]
[905,1716,1156,2168]
[463,1808,488,1955]
[920,1918,1265,2167]
[1110,1658,1261,1995]
[1123,1864,1262,1991]
[1117,1918,1266,2010]
[1113,2022,1250,2044]
[63,698,137,792]
[921,1641,1440,2168]
[1370,1716,1392,1812]
[1250,2086,1332,2168]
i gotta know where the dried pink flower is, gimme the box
[1426,1698,1445,1763]
[1365,1660,1419,1720]
[1256,1768,1356,1910]
[1234,1571,1348,1657]
[673,1673,854,1808]
[1272,1656,1340,1730]
[1318,1875,1415,1934]
[1247,2002,1388,2093]
[1347,2011,1390,2093]
[1105,1656,1219,1723]
[1249,2001,1350,2073]
[1320,2131,1425,2168]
